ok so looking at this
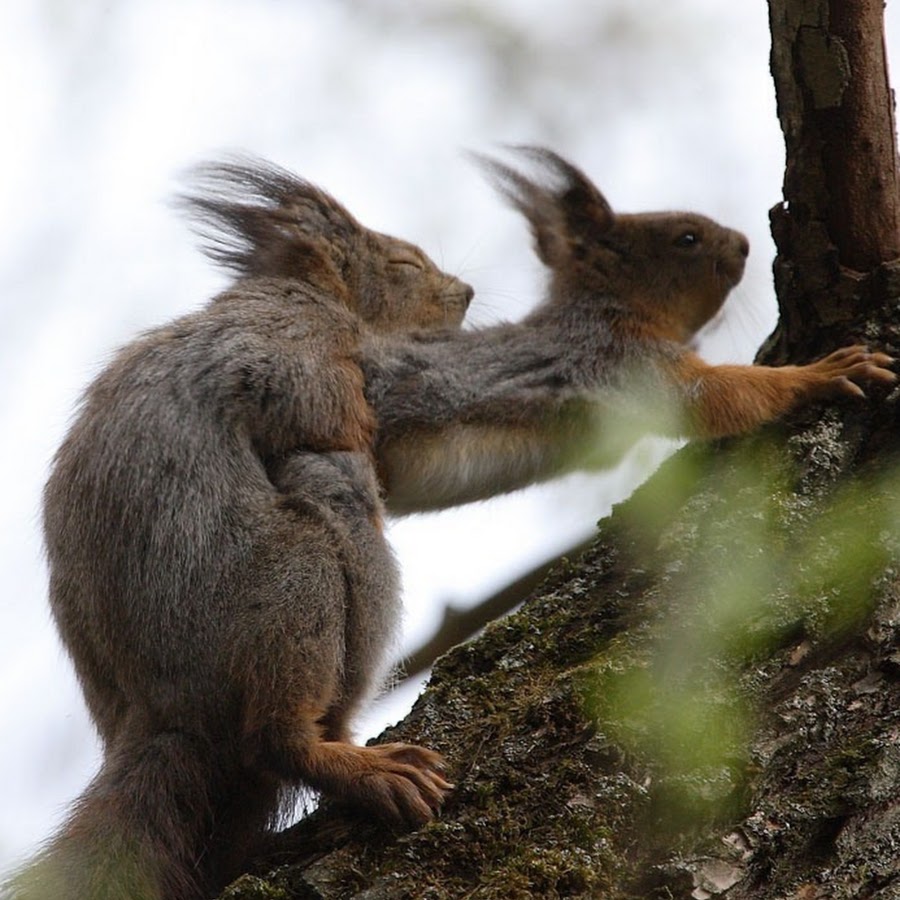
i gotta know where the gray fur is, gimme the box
[367,147,889,519]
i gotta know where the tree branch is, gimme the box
[397,535,594,683]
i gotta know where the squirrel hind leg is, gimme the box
[297,739,453,828]
[258,712,453,828]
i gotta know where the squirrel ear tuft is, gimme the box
[176,156,361,278]
[467,149,565,265]
[469,146,614,268]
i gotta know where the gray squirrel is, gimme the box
[9,149,893,900]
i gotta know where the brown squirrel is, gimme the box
[11,160,469,900]
[9,149,893,900]
[363,147,895,513]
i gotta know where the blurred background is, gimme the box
[2,0,896,876]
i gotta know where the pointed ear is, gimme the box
[468,150,569,265]
[469,146,614,267]
[515,146,615,245]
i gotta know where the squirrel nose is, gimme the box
[737,234,750,258]
[463,284,475,307]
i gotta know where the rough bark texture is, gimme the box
[763,0,900,363]
[218,1,900,896]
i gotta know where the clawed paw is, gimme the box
[811,345,896,398]
[358,742,454,828]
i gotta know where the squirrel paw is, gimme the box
[354,742,454,827]
[808,345,896,399]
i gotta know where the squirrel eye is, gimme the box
[674,231,700,248]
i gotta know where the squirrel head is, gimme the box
[473,146,749,344]
[179,158,473,333]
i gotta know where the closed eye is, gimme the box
[389,257,425,270]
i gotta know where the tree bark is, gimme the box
[764,0,900,362]
[219,2,900,897]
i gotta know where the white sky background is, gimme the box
[1,0,897,875]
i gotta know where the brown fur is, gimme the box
[667,345,895,438]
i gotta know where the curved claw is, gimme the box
[809,345,897,399]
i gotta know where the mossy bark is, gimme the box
[219,0,900,896]
[220,385,900,899]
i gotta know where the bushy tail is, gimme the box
[4,732,224,900]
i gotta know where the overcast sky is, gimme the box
[2,0,897,876]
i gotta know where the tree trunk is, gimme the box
[220,2,900,897]
[764,0,900,362]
